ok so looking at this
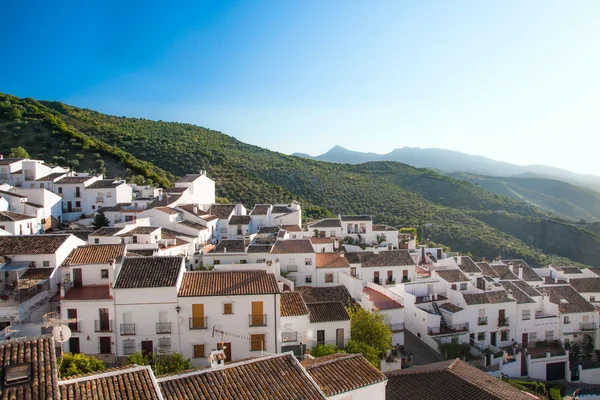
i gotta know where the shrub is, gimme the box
[59,353,105,378]
[310,344,341,358]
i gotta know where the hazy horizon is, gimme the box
[2,0,599,175]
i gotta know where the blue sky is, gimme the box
[2,0,599,175]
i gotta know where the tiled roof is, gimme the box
[257,226,280,234]
[385,358,533,400]
[246,244,273,253]
[0,189,27,199]
[302,353,386,396]
[229,215,251,225]
[475,262,499,278]
[349,250,414,267]
[19,268,54,280]
[129,249,155,257]
[114,257,183,289]
[307,302,350,323]
[539,285,596,314]
[569,278,600,293]
[0,158,23,165]
[127,226,160,235]
[176,173,203,183]
[556,266,583,274]
[310,237,334,244]
[86,179,124,189]
[207,204,236,219]
[165,187,188,194]
[56,176,95,184]
[177,204,209,216]
[58,365,161,400]
[498,281,535,304]
[36,172,66,181]
[510,280,542,297]
[281,225,302,232]
[316,252,350,269]
[340,215,372,221]
[501,259,543,281]
[0,234,71,255]
[63,244,126,266]
[213,239,247,253]
[281,292,309,317]
[250,204,271,215]
[161,228,197,239]
[24,201,43,208]
[89,227,124,237]
[146,194,182,209]
[272,239,315,254]
[436,269,469,283]
[491,264,518,280]
[372,224,397,231]
[296,285,357,308]
[456,257,481,274]
[178,270,279,297]
[177,220,207,231]
[63,285,111,300]
[308,218,342,228]
[0,210,36,221]
[463,290,515,305]
[271,206,294,214]
[0,336,59,400]
[439,302,464,312]
[154,207,180,215]
[157,353,326,400]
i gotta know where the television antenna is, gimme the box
[43,311,78,377]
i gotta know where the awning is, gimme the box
[0,261,30,272]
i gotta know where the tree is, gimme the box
[310,344,342,357]
[345,340,381,367]
[347,307,392,366]
[126,352,192,376]
[92,211,110,230]
[59,353,105,378]
[8,146,29,158]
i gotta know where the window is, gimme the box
[564,316,571,324]
[256,259,265,264]
[101,269,109,279]
[500,331,508,341]
[304,258,312,266]
[522,310,531,320]
[223,303,233,315]
[239,260,247,264]
[75,201,81,208]
[250,334,265,351]
[477,332,485,341]
[317,330,325,345]
[305,276,312,284]
[220,227,227,234]
[529,332,537,342]
[92,205,95,210]
[107,192,112,198]
[30,261,36,268]
[325,273,334,283]
[43,261,50,267]
[459,283,467,290]
[591,296,596,302]
[94,238,99,244]
[545,330,554,341]
[58,187,62,194]
[214,260,221,265]
[451,284,457,290]
[123,339,136,355]
[193,344,205,358]
[451,337,458,344]
[329,231,336,237]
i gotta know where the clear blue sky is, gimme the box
[2,0,599,175]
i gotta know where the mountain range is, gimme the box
[2,92,600,268]
[293,146,600,193]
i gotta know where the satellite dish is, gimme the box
[52,325,72,343]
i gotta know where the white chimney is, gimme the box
[508,262,514,273]
[209,349,226,370]
[193,205,198,214]
[518,266,523,280]
[374,247,379,255]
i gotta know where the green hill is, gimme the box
[1,92,600,267]
[451,172,600,222]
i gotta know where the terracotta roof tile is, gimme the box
[207,204,236,219]
[0,211,36,221]
[491,264,518,280]
[501,259,543,281]
[498,281,535,304]
[303,354,386,396]
[476,262,499,278]
[310,237,334,244]
[308,219,342,228]
[86,179,124,189]
[63,244,126,266]
[247,244,273,253]
[158,353,326,400]
[178,270,279,297]
[456,257,481,274]
[348,250,414,267]
[340,215,372,221]
[315,252,350,269]
[271,206,294,214]
[306,302,350,323]
[439,302,464,312]
[436,269,470,283]
[229,215,251,225]
[114,257,183,289]
[213,239,247,253]
[89,227,124,237]
[272,239,314,254]
[176,174,203,183]
[539,285,596,313]
[0,234,72,255]
[250,204,271,215]
[296,286,357,308]
[463,290,515,305]
[154,207,180,215]
[56,176,96,184]
[281,225,302,232]
[19,267,54,280]
[569,277,600,293]
[281,292,309,317]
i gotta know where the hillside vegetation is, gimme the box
[1,92,600,267]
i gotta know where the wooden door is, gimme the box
[69,337,80,354]
[99,308,109,331]
[490,332,497,347]
[319,231,325,238]
[192,304,205,328]
[141,340,153,357]
[99,337,111,354]
[251,301,263,326]
[336,328,345,348]
[498,309,505,325]
[67,201,72,212]
[374,271,380,284]
[73,268,83,287]
[521,333,528,376]
[217,342,232,362]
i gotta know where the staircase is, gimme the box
[432,302,450,332]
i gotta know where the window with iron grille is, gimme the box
[123,340,136,355]
[158,338,171,352]
[325,274,334,283]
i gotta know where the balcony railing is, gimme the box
[478,317,488,326]
[249,314,267,327]
[156,322,172,334]
[189,317,208,330]
[401,277,411,283]
[386,278,396,285]
[373,278,381,285]
[120,323,136,335]
[287,265,298,272]
[95,320,113,332]
[282,331,298,343]
[96,197,104,203]
[498,317,509,327]
[580,322,597,331]
[68,322,80,332]
[427,323,469,336]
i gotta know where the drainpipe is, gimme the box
[274,293,278,354]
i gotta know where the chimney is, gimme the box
[193,205,198,214]
[158,194,163,202]
[506,289,514,300]
[209,350,226,370]
[508,262,514,274]
[374,247,379,255]
[518,266,523,280]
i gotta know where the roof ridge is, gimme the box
[59,365,152,384]
[447,359,509,400]
[304,353,361,369]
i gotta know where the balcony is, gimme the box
[282,331,298,343]
[189,317,208,330]
[385,278,396,285]
[63,207,82,213]
[94,320,113,332]
[120,323,136,335]
[373,278,381,285]
[68,322,80,333]
[156,322,172,334]
[427,323,469,337]
[249,314,267,327]
[388,323,405,333]
[498,317,509,327]
[478,317,488,326]
[580,322,597,331]
[401,277,411,283]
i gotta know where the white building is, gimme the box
[54,175,101,221]
[84,179,133,215]
[0,211,39,236]
[173,171,216,208]
[271,239,316,286]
